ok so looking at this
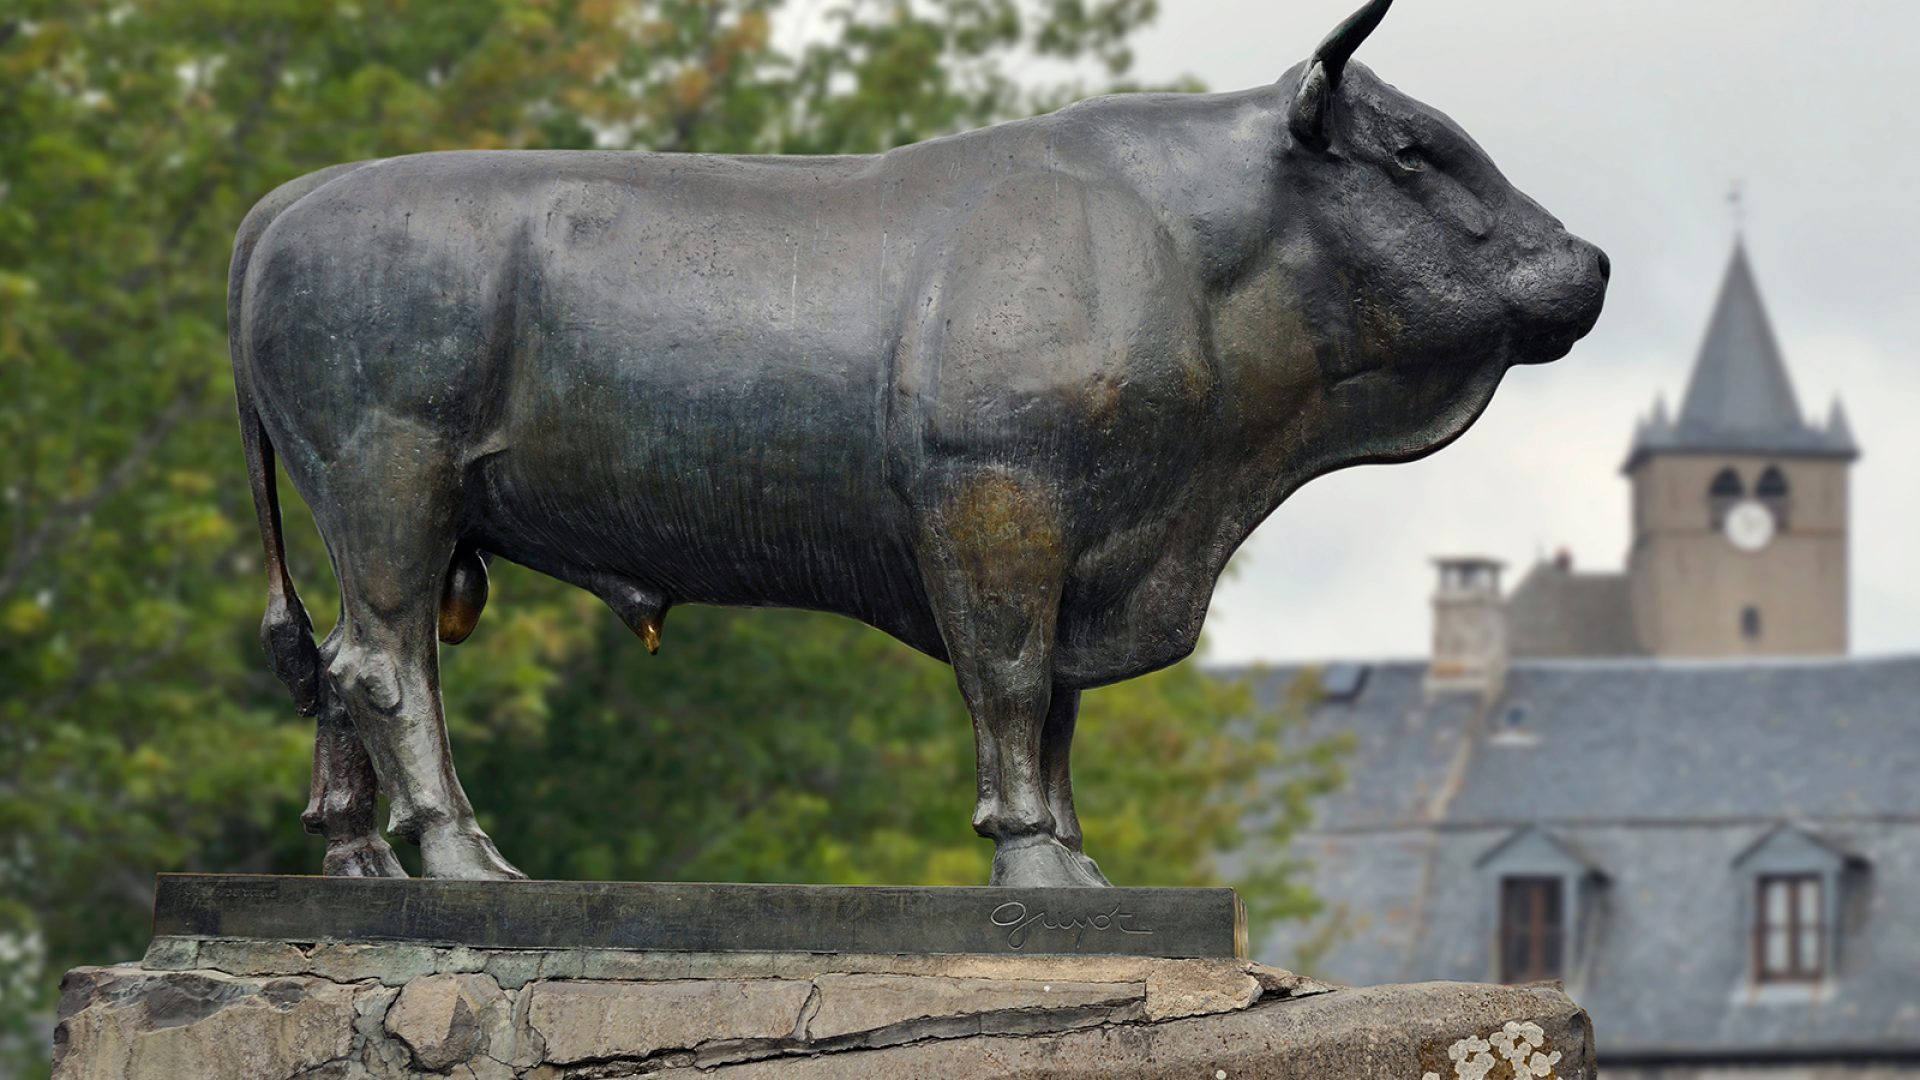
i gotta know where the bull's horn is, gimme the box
[1290,0,1393,145]
[1313,0,1393,86]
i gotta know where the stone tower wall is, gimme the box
[1627,453,1848,657]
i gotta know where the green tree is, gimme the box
[0,2,1339,1071]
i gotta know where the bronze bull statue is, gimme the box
[231,0,1607,886]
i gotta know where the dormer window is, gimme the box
[1733,824,1867,991]
[1478,827,1608,987]
[1755,874,1823,982]
[1500,877,1565,983]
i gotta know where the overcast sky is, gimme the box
[1099,0,1919,663]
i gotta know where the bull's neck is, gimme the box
[1199,300,1332,585]
[1149,191,1334,579]
[1070,89,1335,586]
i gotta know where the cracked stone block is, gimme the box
[806,973,1142,1041]
[307,943,440,985]
[352,985,411,1077]
[651,981,1595,1080]
[451,1058,516,1080]
[383,972,507,1071]
[576,947,691,982]
[192,939,310,978]
[139,937,199,972]
[1143,960,1261,1021]
[438,945,490,974]
[497,972,548,1069]
[60,946,1593,1078]
[475,947,585,986]
[476,950,545,989]
[1249,964,1336,1000]
[53,967,358,1080]
[526,978,814,1064]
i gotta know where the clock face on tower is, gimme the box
[1724,499,1777,552]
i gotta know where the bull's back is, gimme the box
[242,150,935,622]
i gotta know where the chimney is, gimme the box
[1427,557,1507,698]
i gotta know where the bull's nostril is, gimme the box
[1595,249,1611,281]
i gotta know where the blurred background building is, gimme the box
[1255,240,1920,1078]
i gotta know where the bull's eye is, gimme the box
[1394,147,1429,173]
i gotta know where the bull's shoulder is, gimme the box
[889,167,1212,456]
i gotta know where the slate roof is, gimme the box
[1625,241,1857,469]
[1229,656,1920,1060]
[1503,564,1642,658]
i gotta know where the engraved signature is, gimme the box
[989,901,1154,950]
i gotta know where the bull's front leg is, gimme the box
[917,469,1108,888]
[1040,688,1112,886]
[303,629,405,877]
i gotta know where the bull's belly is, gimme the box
[467,430,944,652]
[469,439,1220,682]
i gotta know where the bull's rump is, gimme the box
[242,149,938,626]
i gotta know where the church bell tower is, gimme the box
[1622,241,1857,657]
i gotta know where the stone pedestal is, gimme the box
[53,877,1594,1077]
[56,940,1593,1078]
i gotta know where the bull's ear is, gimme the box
[1289,61,1333,148]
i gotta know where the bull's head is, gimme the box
[1261,0,1609,479]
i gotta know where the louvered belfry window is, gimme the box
[1756,874,1824,982]
[1500,877,1565,983]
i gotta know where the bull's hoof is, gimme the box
[419,823,527,881]
[991,835,1112,888]
[322,835,408,878]
[1074,851,1114,887]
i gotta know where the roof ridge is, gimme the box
[1509,653,1920,671]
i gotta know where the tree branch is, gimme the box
[29,645,176,721]
[119,34,288,295]
[0,376,209,604]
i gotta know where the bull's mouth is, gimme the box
[1509,324,1588,366]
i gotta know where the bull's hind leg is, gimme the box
[918,470,1107,888]
[314,429,523,881]
[303,627,405,877]
[1040,688,1112,887]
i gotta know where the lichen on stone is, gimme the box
[1421,1019,1562,1080]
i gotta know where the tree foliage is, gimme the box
[0,1,1339,1070]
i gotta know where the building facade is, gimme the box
[1254,242,1919,1077]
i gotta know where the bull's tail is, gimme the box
[237,377,323,715]
[229,163,372,716]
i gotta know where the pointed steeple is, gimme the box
[1676,240,1804,436]
[1625,239,1857,469]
